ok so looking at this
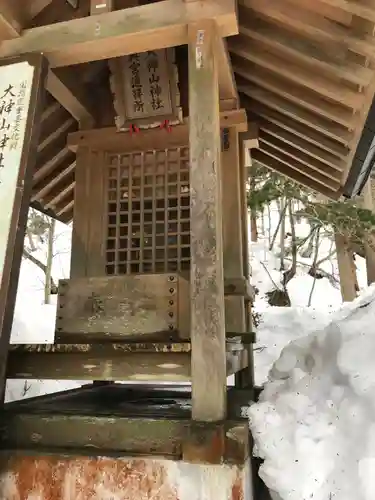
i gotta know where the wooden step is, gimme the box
[6,341,251,381]
[0,384,251,463]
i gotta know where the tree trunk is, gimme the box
[283,200,297,287]
[362,180,375,285]
[308,227,321,307]
[279,197,286,271]
[335,231,357,302]
[26,228,37,252]
[269,202,287,251]
[44,218,56,305]
[250,172,258,242]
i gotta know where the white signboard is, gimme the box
[0,61,35,281]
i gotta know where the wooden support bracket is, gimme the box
[67,109,248,152]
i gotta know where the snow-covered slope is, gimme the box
[6,220,85,402]
[247,287,375,500]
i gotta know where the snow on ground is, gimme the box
[6,219,86,403]
[248,203,375,500]
[247,287,375,500]
[251,204,367,385]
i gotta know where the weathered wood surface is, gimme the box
[55,274,181,341]
[0,411,249,464]
[188,20,226,422]
[69,147,90,279]
[7,342,247,381]
[0,0,238,66]
[6,346,191,382]
[67,110,247,152]
[55,274,250,343]
[222,128,247,336]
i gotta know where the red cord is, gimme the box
[129,124,140,135]
[160,120,172,133]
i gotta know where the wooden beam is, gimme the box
[27,0,53,19]
[41,101,60,122]
[258,120,344,170]
[259,134,342,182]
[237,9,373,87]
[0,1,23,38]
[217,36,238,106]
[248,102,350,160]
[7,345,192,381]
[258,140,340,190]
[44,179,75,209]
[0,3,93,128]
[32,161,75,202]
[57,199,74,218]
[37,117,75,153]
[233,59,356,128]
[188,20,226,422]
[33,147,71,184]
[222,129,253,387]
[230,37,362,111]
[252,149,339,198]
[240,92,352,145]
[45,70,95,128]
[67,109,248,152]
[239,0,375,59]
[0,0,238,67]
[291,0,375,25]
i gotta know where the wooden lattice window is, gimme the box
[106,147,191,275]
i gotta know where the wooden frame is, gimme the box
[0,0,238,67]
[67,109,248,152]
[0,54,46,403]
[188,20,227,422]
[0,383,250,464]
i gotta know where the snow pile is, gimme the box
[247,285,375,500]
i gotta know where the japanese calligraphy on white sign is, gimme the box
[123,49,174,121]
[0,61,34,280]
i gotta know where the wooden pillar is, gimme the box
[222,129,245,332]
[222,129,253,388]
[188,21,226,422]
[70,147,106,279]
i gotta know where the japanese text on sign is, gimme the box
[0,60,34,279]
[124,49,173,121]
[0,80,29,175]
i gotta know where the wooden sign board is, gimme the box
[0,55,46,400]
[109,49,182,131]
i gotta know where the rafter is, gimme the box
[28,0,54,19]
[46,69,96,128]
[0,1,23,38]
[0,0,238,66]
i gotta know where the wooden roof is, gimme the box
[234,0,375,200]
[1,0,375,222]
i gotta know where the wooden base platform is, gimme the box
[6,337,254,382]
[0,383,252,464]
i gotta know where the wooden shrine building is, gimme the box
[0,0,374,498]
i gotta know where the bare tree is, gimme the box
[335,231,357,302]
[44,218,56,304]
[22,210,58,304]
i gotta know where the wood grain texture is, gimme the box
[55,274,179,341]
[188,20,227,422]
